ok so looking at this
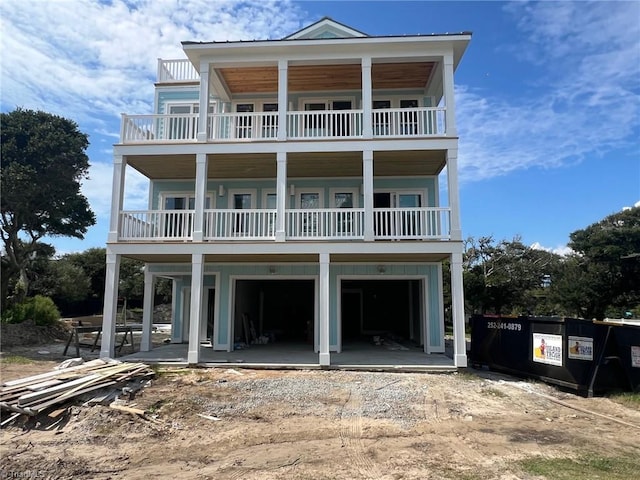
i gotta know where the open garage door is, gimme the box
[234,280,315,347]
[341,280,423,347]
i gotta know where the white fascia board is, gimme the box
[107,240,464,257]
[185,36,470,68]
[113,138,459,157]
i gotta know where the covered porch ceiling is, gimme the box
[216,61,436,94]
[126,150,447,180]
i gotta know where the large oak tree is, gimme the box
[1,109,95,307]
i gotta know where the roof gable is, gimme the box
[284,17,368,40]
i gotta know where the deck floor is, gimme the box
[122,341,456,371]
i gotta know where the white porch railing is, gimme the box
[286,110,363,140]
[373,207,450,239]
[118,207,449,241]
[157,59,199,83]
[372,107,446,137]
[286,209,365,239]
[208,112,280,141]
[203,209,277,240]
[120,114,199,143]
[120,107,446,143]
[120,210,195,240]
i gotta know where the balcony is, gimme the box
[118,208,450,241]
[120,107,446,144]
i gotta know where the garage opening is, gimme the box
[234,280,315,347]
[341,280,423,347]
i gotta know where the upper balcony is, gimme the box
[120,107,446,144]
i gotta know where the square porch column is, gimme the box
[100,251,121,358]
[443,54,457,137]
[446,148,462,241]
[363,150,374,241]
[361,56,373,139]
[140,268,154,352]
[197,61,210,142]
[188,253,205,364]
[107,155,126,243]
[275,151,287,241]
[450,252,467,367]
[192,153,208,241]
[278,59,288,141]
[319,253,330,366]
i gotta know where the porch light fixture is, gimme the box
[289,184,295,196]
[269,266,277,275]
[218,185,225,196]
[377,265,386,274]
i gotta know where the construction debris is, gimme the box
[0,358,154,426]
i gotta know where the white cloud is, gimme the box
[0,0,306,126]
[530,242,573,257]
[622,200,640,211]
[457,1,640,182]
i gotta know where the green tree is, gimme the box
[553,206,640,319]
[463,236,562,315]
[0,109,96,307]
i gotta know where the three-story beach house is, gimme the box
[101,18,470,367]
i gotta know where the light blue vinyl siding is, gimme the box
[151,177,438,210]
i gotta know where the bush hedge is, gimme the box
[2,295,60,326]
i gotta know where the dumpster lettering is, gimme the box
[532,333,563,366]
[567,336,593,361]
[487,321,522,332]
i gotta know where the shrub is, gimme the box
[2,295,60,326]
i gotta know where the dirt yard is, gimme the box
[1,346,639,480]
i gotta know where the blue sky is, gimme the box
[1,0,638,255]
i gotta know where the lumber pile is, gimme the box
[0,358,154,424]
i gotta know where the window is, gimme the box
[228,190,256,236]
[297,190,323,236]
[262,103,278,138]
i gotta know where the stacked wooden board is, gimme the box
[0,359,154,422]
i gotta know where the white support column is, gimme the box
[140,268,154,352]
[361,56,373,139]
[443,54,457,137]
[101,251,121,358]
[363,150,374,241]
[192,153,208,241]
[197,61,210,142]
[446,148,462,241]
[188,254,204,364]
[107,155,126,243]
[278,59,288,141]
[450,252,467,367]
[170,279,181,343]
[318,253,330,366]
[275,151,287,241]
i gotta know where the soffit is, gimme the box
[125,150,445,180]
[217,62,434,94]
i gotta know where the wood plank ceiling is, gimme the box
[218,62,434,93]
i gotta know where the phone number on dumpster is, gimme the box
[487,321,522,331]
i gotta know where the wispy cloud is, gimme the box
[0,0,305,126]
[457,0,640,182]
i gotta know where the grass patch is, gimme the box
[517,454,640,479]
[608,392,640,408]
[482,386,508,398]
[0,354,34,364]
